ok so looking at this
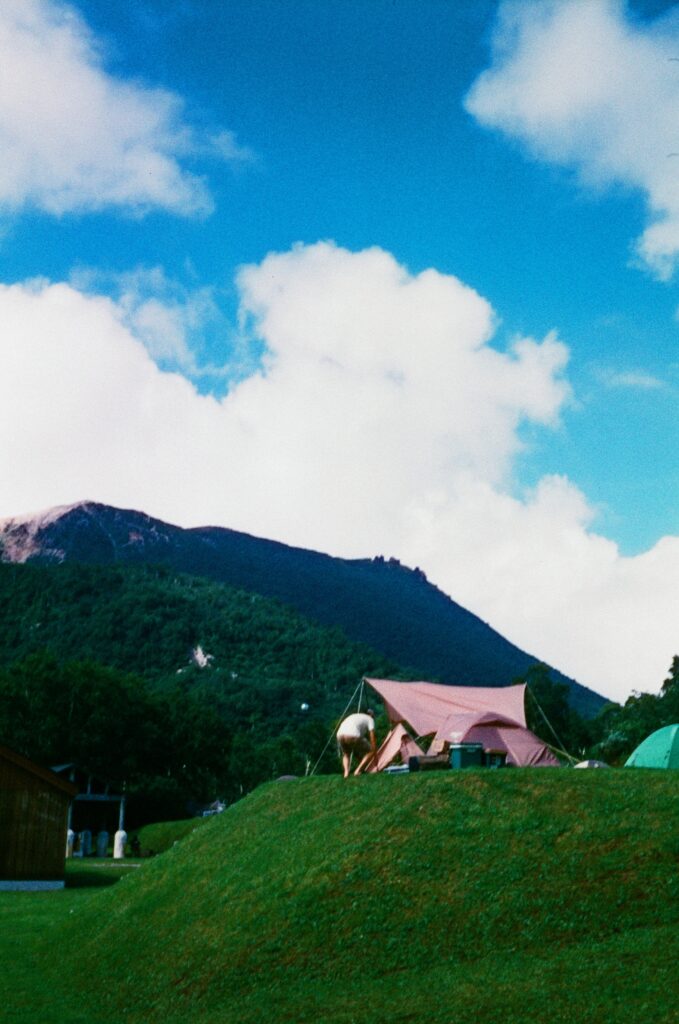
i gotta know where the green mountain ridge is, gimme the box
[0,500,606,715]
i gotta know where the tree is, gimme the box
[589,655,679,764]
[659,655,679,720]
[520,663,591,758]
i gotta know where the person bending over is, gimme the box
[336,708,377,778]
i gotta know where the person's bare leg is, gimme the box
[342,750,351,778]
[353,751,374,776]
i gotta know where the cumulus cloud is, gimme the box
[1,241,678,702]
[465,0,679,280]
[234,244,570,507]
[401,474,679,704]
[0,0,250,216]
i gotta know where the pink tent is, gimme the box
[368,723,426,773]
[364,678,559,768]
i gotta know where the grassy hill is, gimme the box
[2,769,677,1023]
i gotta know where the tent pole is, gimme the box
[309,677,364,777]
[526,686,577,764]
[545,741,577,764]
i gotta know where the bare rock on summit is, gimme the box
[0,501,173,565]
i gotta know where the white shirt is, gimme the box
[337,712,375,739]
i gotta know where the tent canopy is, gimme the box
[625,724,679,769]
[364,678,527,735]
[434,709,521,744]
[364,678,559,768]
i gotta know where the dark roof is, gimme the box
[50,763,119,795]
[0,745,78,797]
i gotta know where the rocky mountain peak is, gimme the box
[0,500,172,564]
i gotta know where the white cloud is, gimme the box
[69,265,255,385]
[401,475,679,704]
[209,130,257,166]
[465,0,679,280]
[597,367,666,390]
[1,242,678,703]
[0,0,250,216]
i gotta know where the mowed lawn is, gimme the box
[3,770,678,1023]
[1,862,137,1024]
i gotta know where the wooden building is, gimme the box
[0,744,77,891]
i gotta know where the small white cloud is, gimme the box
[466,0,679,280]
[208,130,257,165]
[597,367,666,390]
[0,0,252,217]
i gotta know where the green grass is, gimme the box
[1,861,137,1024]
[133,815,211,855]
[3,770,678,1023]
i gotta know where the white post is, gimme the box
[65,829,75,858]
[113,830,127,860]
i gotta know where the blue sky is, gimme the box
[2,0,679,701]
[6,0,675,551]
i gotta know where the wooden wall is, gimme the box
[0,751,73,882]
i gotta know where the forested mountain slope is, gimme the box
[0,560,399,815]
[0,560,392,694]
[0,501,605,715]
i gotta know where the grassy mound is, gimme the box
[3,770,679,1023]
[133,816,210,856]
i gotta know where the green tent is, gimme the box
[625,724,679,769]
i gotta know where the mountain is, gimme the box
[0,500,606,715]
[0,559,401,809]
[0,559,397,695]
